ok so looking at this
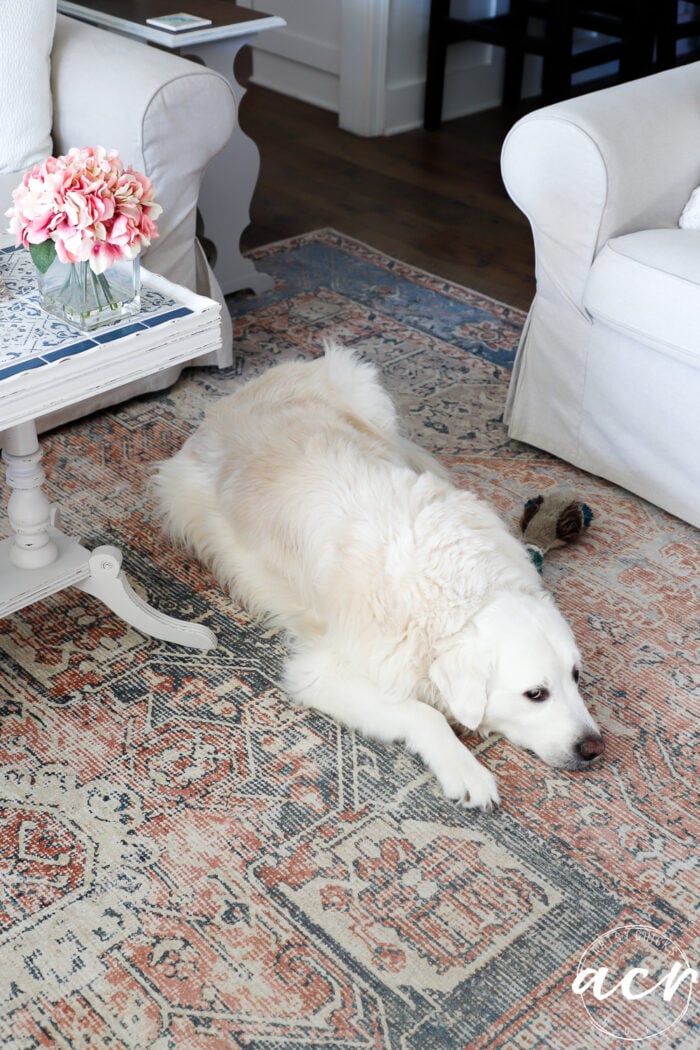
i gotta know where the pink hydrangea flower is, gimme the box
[5,146,162,274]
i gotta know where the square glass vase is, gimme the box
[35,255,141,333]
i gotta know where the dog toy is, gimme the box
[520,488,593,571]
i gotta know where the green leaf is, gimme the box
[29,239,57,274]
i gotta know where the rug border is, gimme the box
[243,227,529,322]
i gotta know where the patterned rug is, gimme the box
[0,229,697,1049]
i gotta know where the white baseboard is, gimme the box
[250,34,547,135]
[251,51,340,113]
[251,49,507,133]
[384,53,502,134]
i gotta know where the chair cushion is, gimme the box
[0,0,56,175]
[0,172,20,217]
[583,228,700,363]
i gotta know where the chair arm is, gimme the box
[501,62,700,310]
[50,15,236,290]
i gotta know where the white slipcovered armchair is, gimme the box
[1,8,236,430]
[501,62,700,529]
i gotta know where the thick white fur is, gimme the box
[154,346,602,810]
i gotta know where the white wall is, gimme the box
[384,0,518,133]
[248,0,515,135]
[247,0,343,113]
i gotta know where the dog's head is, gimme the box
[429,591,603,770]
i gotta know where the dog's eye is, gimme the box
[572,667,580,684]
[524,687,549,702]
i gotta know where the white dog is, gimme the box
[154,347,603,810]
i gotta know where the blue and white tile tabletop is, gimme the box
[0,239,221,433]
[0,244,193,382]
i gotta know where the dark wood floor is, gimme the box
[238,85,536,311]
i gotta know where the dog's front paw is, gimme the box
[437,750,500,812]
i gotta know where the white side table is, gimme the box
[57,1,287,296]
[0,243,220,651]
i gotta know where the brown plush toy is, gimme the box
[520,488,593,571]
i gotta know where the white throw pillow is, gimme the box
[0,0,57,174]
[679,185,700,229]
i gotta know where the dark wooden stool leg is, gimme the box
[503,0,530,107]
[542,0,574,101]
[656,0,679,70]
[614,0,654,79]
[424,0,451,130]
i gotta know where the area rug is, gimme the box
[0,229,697,1049]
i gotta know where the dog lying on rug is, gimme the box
[154,346,603,810]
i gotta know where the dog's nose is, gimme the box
[577,735,605,761]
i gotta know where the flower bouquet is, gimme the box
[6,146,162,332]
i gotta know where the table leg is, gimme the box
[76,546,216,651]
[1,423,216,650]
[2,421,59,569]
[185,34,275,297]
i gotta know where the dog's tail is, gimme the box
[320,341,399,439]
[320,341,448,480]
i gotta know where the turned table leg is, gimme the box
[1,422,216,650]
[2,421,59,569]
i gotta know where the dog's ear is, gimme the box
[429,639,489,730]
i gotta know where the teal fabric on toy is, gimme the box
[520,489,593,572]
[525,544,545,572]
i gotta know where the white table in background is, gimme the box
[0,242,219,651]
[57,0,287,296]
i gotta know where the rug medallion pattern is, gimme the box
[0,230,697,1048]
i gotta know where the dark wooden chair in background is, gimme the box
[424,0,663,129]
[656,0,700,69]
